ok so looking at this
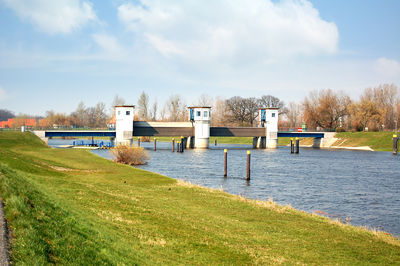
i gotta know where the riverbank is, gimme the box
[0,132,399,264]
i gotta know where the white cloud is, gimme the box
[375,57,400,77]
[0,86,6,102]
[92,34,124,57]
[1,0,97,34]
[117,0,339,62]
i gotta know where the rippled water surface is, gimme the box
[49,139,400,236]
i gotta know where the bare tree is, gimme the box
[94,102,108,128]
[166,95,186,121]
[348,99,381,131]
[258,95,286,114]
[303,89,351,130]
[363,84,398,130]
[285,102,302,128]
[72,101,87,127]
[226,96,259,126]
[110,94,126,116]
[211,97,229,126]
[195,94,213,107]
[150,99,158,121]
[137,91,149,120]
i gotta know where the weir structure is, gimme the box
[40,105,326,149]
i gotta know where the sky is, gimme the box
[0,0,399,116]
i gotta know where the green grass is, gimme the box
[334,132,397,151]
[0,132,399,264]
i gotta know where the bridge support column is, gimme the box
[253,137,266,149]
[259,108,279,149]
[312,137,322,148]
[266,133,278,149]
[186,136,195,149]
[115,105,135,146]
[189,107,211,149]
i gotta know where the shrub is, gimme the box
[140,136,150,142]
[111,145,149,165]
[336,127,346,132]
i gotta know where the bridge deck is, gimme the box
[44,129,324,138]
[45,130,116,138]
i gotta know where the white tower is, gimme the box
[115,105,135,146]
[189,107,211,149]
[259,108,279,149]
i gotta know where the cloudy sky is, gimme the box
[0,0,399,115]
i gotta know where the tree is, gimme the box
[110,94,126,116]
[285,102,302,128]
[225,96,259,126]
[137,91,149,120]
[211,97,229,126]
[363,84,398,130]
[348,100,381,131]
[195,94,213,107]
[0,109,15,121]
[303,89,351,130]
[166,95,186,121]
[94,102,108,128]
[258,95,286,115]
[72,101,87,127]
[150,99,158,121]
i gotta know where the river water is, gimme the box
[49,139,400,236]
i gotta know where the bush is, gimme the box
[139,136,150,142]
[336,127,346,132]
[111,145,149,165]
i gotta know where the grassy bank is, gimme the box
[0,132,399,264]
[333,131,396,151]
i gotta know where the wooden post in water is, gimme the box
[180,136,184,152]
[224,149,228,177]
[393,134,398,155]
[137,137,141,147]
[246,150,251,181]
[172,138,175,152]
[215,139,217,146]
[290,138,294,154]
[154,138,157,151]
[295,137,300,154]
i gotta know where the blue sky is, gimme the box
[0,0,399,116]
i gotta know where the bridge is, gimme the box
[36,106,327,149]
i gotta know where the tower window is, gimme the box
[204,111,208,117]
[197,111,201,117]
[126,111,130,115]
[272,113,276,118]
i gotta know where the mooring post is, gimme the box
[224,149,228,177]
[180,136,184,152]
[295,137,300,154]
[246,150,251,181]
[393,134,398,155]
[172,138,175,152]
[290,138,294,154]
[215,139,217,146]
[154,138,157,151]
[137,137,141,147]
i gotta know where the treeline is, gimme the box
[297,84,399,131]
[1,83,399,131]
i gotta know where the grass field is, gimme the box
[334,131,397,151]
[0,132,399,264]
